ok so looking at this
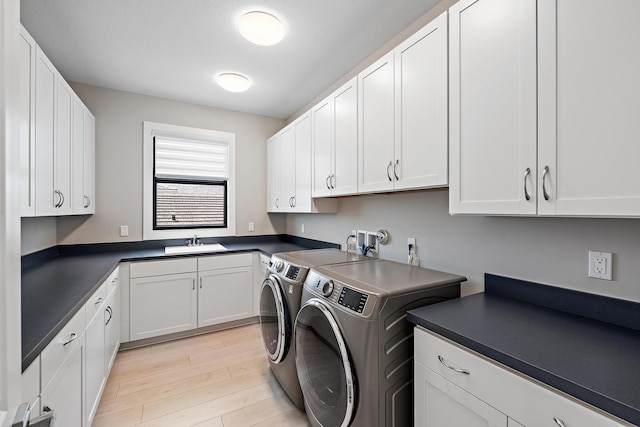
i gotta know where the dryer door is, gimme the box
[295,298,356,427]
[259,275,291,363]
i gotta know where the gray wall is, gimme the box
[21,83,287,254]
[286,190,640,302]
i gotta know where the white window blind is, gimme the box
[154,136,229,181]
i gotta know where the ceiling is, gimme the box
[20,0,439,119]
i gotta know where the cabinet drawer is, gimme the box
[105,266,120,296]
[198,253,252,271]
[85,281,107,325]
[41,307,85,390]
[415,328,628,427]
[130,258,197,278]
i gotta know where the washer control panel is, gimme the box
[338,286,368,314]
[285,265,301,281]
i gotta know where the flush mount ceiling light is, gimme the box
[216,73,251,92]
[237,11,285,46]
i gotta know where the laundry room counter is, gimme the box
[21,234,338,371]
[407,273,640,426]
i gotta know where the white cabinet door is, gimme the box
[55,78,73,215]
[71,96,85,214]
[130,272,198,340]
[83,110,96,214]
[85,302,105,426]
[21,358,40,418]
[41,334,84,427]
[415,361,508,427]
[358,52,395,194]
[279,127,295,212]
[34,46,57,216]
[449,0,537,215]
[198,266,253,327]
[105,282,120,374]
[538,0,640,216]
[293,113,312,212]
[312,98,333,197]
[266,135,280,212]
[394,11,448,190]
[332,77,359,196]
[19,25,36,217]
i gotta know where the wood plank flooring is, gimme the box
[93,324,310,427]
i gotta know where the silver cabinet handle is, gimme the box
[54,190,61,208]
[386,161,393,182]
[291,196,296,207]
[59,191,65,207]
[331,174,336,189]
[553,417,565,427]
[542,166,550,201]
[62,332,78,346]
[192,278,195,290]
[523,168,531,201]
[105,306,113,325]
[83,195,91,208]
[199,277,203,289]
[275,198,279,208]
[438,355,470,374]
[394,160,400,181]
[94,297,103,305]
[326,175,331,189]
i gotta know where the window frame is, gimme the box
[143,121,236,240]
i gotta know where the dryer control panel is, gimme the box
[338,286,368,314]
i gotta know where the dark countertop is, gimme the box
[407,273,640,426]
[22,235,338,371]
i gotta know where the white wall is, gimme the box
[36,83,287,245]
[286,190,640,302]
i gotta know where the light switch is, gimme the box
[120,225,129,237]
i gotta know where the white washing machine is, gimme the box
[259,249,367,411]
[294,259,466,426]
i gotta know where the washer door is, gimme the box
[295,299,356,427]
[259,275,291,363]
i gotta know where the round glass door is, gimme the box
[259,276,290,363]
[295,299,356,427]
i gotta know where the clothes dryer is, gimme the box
[259,249,367,411]
[294,259,465,426]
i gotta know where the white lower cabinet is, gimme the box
[129,253,256,341]
[130,271,198,340]
[105,278,120,373]
[198,253,253,327]
[41,331,85,427]
[85,293,106,426]
[415,327,628,427]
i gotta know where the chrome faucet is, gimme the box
[186,234,201,246]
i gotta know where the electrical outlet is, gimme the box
[119,225,129,237]
[588,251,613,280]
[301,224,305,233]
[248,222,255,232]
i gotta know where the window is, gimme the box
[143,122,236,240]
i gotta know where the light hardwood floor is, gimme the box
[93,324,310,427]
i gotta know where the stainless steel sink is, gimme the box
[164,243,228,255]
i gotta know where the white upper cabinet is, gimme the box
[19,25,36,217]
[21,25,96,217]
[358,13,449,195]
[312,76,359,197]
[267,112,337,213]
[450,0,640,217]
[449,0,537,215]
[34,46,58,216]
[71,96,96,214]
[394,11,448,191]
[358,52,395,194]
[537,0,640,216]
